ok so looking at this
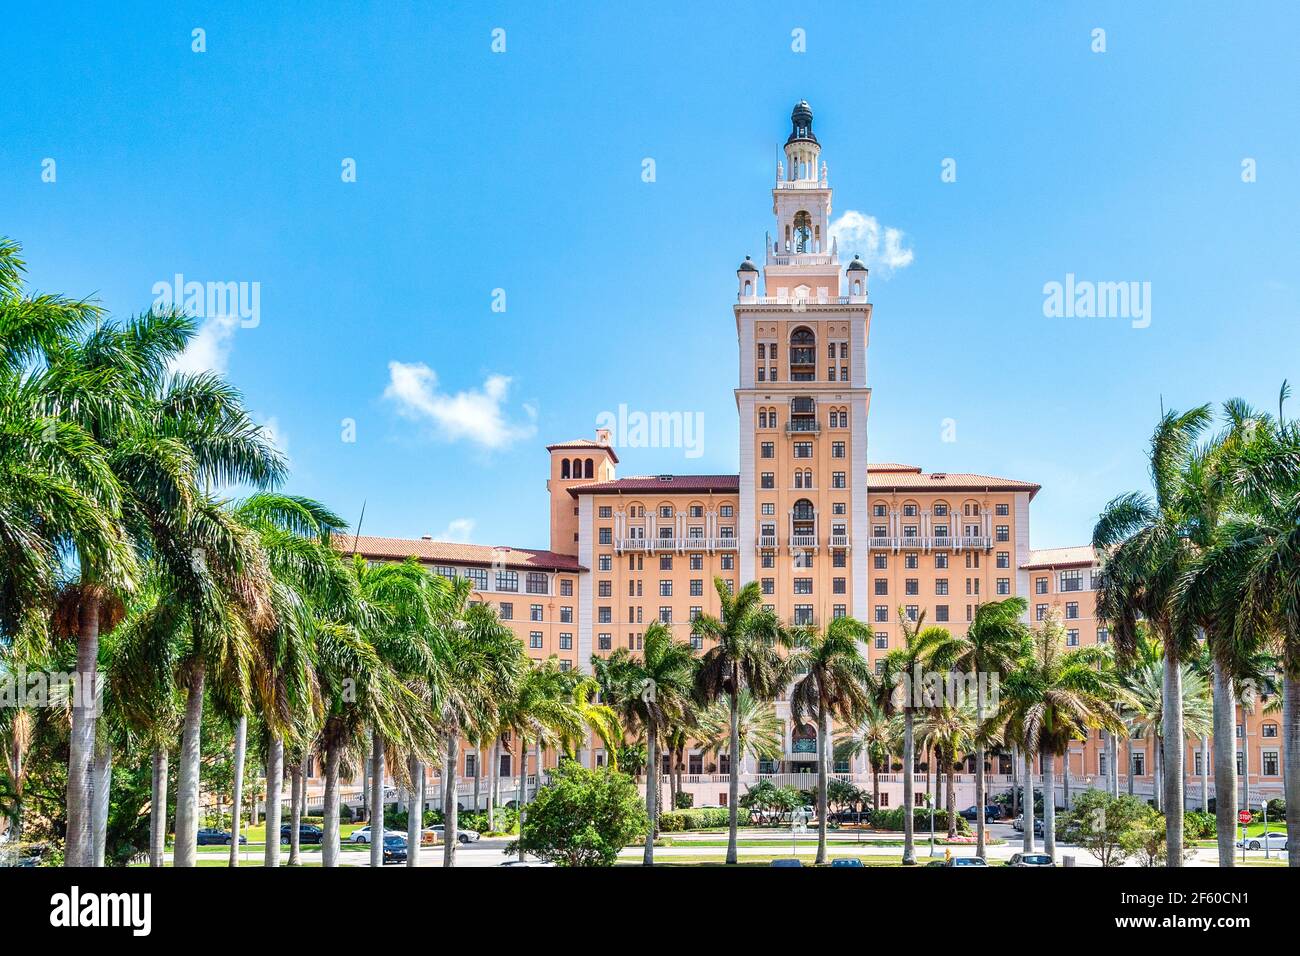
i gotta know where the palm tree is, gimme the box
[496,659,576,862]
[916,702,978,838]
[694,688,785,772]
[789,615,872,863]
[995,613,1128,860]
[592,621,692,864]
[916,596,1029,857]
[1095,404,1215,866]
[691,578,790,865]
[834,701,901,815]
[879,609,948,864]
[1183,392,1300,866]
[430,583,523,868]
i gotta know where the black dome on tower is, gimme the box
[786,100,818,146]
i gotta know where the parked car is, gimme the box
[959,805,1004,821]
[381,834,407,864]
[499,859,554,867]
[1236,831,1288,851]
[196,827,246,846]
[770,858,803,867]
[1011,815,1045,836]
[280,823,323,845]
[829,857,864,867]
[945,856,989,867]
[428,824,480,844]
[350,825,404,844]
[1008,852,1055,867]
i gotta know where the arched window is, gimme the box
[743,279,753,295]
[584,458,594,479]
[852,279,862,295]
[793,499,815,521]
[561,459,571,479]
[793,211,812,252]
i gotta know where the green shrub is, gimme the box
[1184,810,1216,840]
[869,806,970,835]
[658,807,731,832]
[674,791,695,809]
[507,764,649,866]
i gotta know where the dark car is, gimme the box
[769,858,803,867]
[959,805,1003,821]
[281,823,324,845]
[382,835,408,864]
[945,856,989,867]
[197,827,245,846]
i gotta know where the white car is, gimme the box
[429,825,481,844]
[350,825,405,844]
[1236,831,1288,851]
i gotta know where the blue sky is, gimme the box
[4,1,1298,552]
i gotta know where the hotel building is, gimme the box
[313,103,1280,815]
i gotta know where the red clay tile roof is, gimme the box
[866,470,1041,498]
[336,535,584,572]
[869,463,922,473]
[1022,545,1097,569]
[545,438,619,463]
[569,475,741,496]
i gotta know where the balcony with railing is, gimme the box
[867,535,993,551]
[757,535,778,549]
[784,419,821,435]
[615,536,737,553]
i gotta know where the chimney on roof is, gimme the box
[420,535,433,540]
[595,427,612,445]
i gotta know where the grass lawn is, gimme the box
[626,853,912,866]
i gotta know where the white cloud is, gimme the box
[437,518,475,542]
[383,361,538,449]
[828,210,915,277]
[169,314,239,375]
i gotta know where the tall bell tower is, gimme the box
[735,101,873,627]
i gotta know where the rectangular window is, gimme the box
[659,580,673,597]
[598,506,612,518]
[560,578,573,596]
[1036,604,1047,621]
[761,577,775,595]
[761,473,775,489]
[831,441,845,458]
[905,579,918,595]
[530,604,543,621]
[465,567,488,589]
[558,633,572,650]
[1036,577,1048,594]
[874,554,888,569]
[529,632,543,649]
[761,441,774,459]
[598,633,612,650]
[995,525,1009,542]
[874,579,888,595]
[832,577,846,594]
[995,503,1009,516]
[874,605,888,623]
[1263,751,1279,776]
[598,607,611,624]
[997,578,1010,595]
[496,570,519,592]
[499,602,513,620]
[793,441,813,459]
[793,578,813,595]
[599,528,612,545]
[1065,601,1079,619]
[659,607,672,623]
[1060,569,1083,592]
[996,552,1010,569]
[832,472,846,489]
[935,553,948,569]
[935,579,948,595]
[560,606,573,623]
[935,605,949,622]
[598,555,612,572]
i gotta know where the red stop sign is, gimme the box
[1238,810,1252,824]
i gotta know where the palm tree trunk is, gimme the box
[726,681,741,865]
[322,741,341,867]
[1010,743,1020,818]
[975,679,986,859]
[489,740,499,831]
[902,710,916,864]
[815,707,828,864]
[91,740,111,867]
[1211,658,1237,867]
[407,755,423,867]
[1108,733,1119,796]
[644,721,658,865]
[443,734,459,868]
[1283,674,1299,868]
[288,754,304,865]
[1022,750,1034,853]
[1200,735,1209,812]
[945,757,957,838]
[173,661,205,868]
[369,728,385,867]
[473,747,482,812]
[263,735,284,867]
[516,735,527,862]
[1062,751,1072,811]
[150,747,168,867]
[1162,650,1184,866]
[1042,750,1056,860]
[228,715,246,867]
[1153,734,1163,812]
[65,594,101,867]
[1127,733,1135,795]
[534,740,542,798]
